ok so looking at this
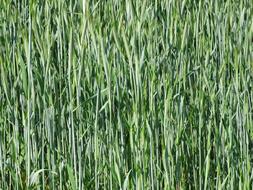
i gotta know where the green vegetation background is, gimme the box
[0,0,252,189]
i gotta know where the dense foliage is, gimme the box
[0,0,252,189]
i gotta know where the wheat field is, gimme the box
[0,0,253,189]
